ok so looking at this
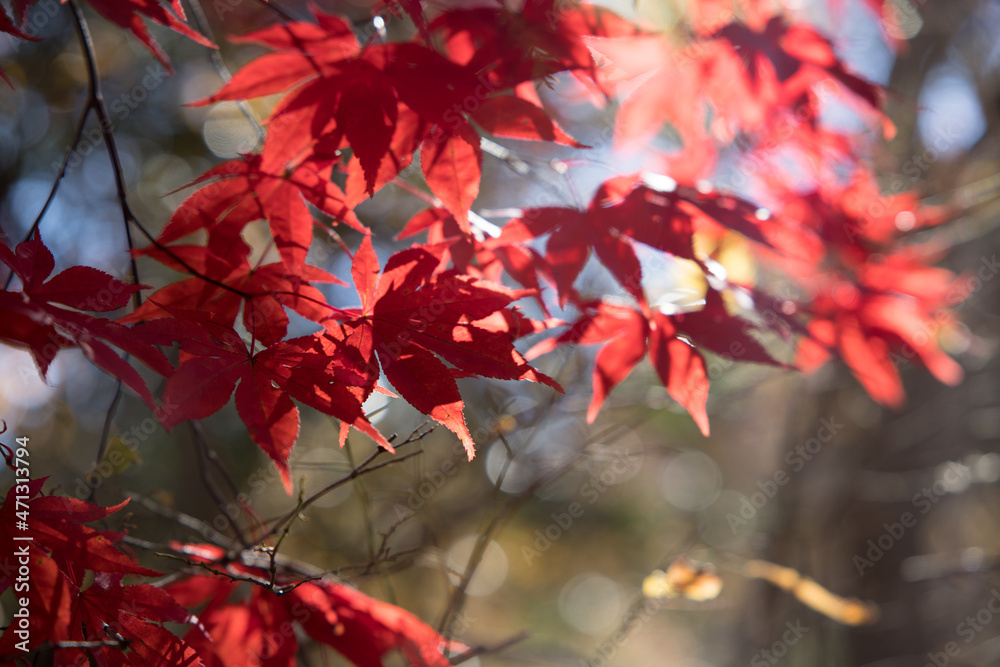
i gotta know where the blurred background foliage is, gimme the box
[1,0,1000,665]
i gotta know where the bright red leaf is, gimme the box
[0,234,171,409]
[508,174,771,307]
[140,310,390,493]
[82,0,214,72]
[0,471,190,660]
[124,225,345,346]
[528,289,782,433]
[328,236,560,458]
[167,543,461,667]
[159,155,363,273]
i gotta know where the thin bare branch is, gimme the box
[450,630,532,665]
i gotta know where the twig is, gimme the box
[266,485,306,588]
[89,382,125,503]
[437,414,648,640]
[184,0,266,142]
[189,421,250,547]
[126,489,242,551]
[335,546,421,579]
[68,0,142,311]
[49,640,128,649]
[344,436,397,603]
[121,528,328,581]
[259,445,426,543]
[437,430,519,636]
[450,630,532,664]
[154,551,320,595]
[1,106,92,290]
[68,0,148,481]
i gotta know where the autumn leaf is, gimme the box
[469,93,587,148]
[329,236,560,458]
[57,574,203,666]
[508,175,772,308]
[82,0,215,73]
[528,289,781,433]
[527,301,712,434]
[290,580,459,667]
[0,474,184,659]
[591,10,890,150]
[167,543,462,667]
[167,573,297,667]
[140,310,389,493]
[158,155,364,273]
[420,123,483,230]
[430,0,641,90]
[0,233,171,409]
[195,8,485,201]
[125,225,346,346]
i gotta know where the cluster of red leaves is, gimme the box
[0,0,964,477]
[0,234,171,411]
[0,0,969,663]
[0,0,213,84]
[0,452,200,663]
[165,543,461,667]
[760,171,964,407]
[0,454,458,666]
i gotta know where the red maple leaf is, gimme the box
[395,208,566,330]
[328,236,560,458]
[507,174,771,307]
[124,224,346,346]
[193,7,600,228]
[528,289,782,433]
[592,10,889,150]
[166,543,462,667]
[469,84,587,148]
[140,309,390,493]
[430,0,642,90]
[419,123,484,231]
[158,155,363,274]
[397,206,553,309]
[56,574,202,667]
[795,260,963,408]
[82,0,214,72]
[166,571,296,667]
[263,41,484,223]
[0,234,172,409]
[0,4,39,86]
[0,471,182,659]
[194,10,485,217]
[752,168,962,406]
[289,580,457,667]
